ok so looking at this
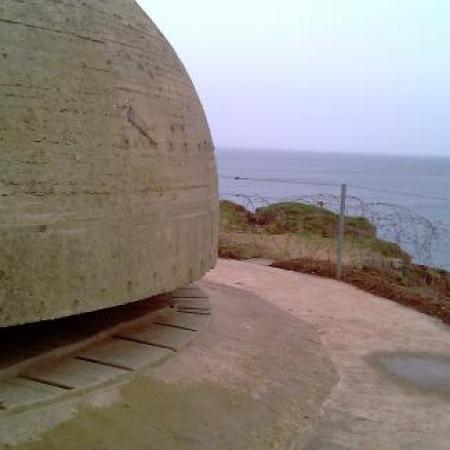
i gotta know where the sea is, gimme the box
[216,149,450,270]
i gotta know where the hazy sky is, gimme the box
[137,0,450,156]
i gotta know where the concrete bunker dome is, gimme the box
[0,0,218,326]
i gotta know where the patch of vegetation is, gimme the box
[220,200,256,232]
[219,200,409,262]
[361,238,410,262]
[255,202,375,238]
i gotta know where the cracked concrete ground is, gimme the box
[3,258,450,449]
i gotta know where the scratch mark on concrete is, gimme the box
[126,107,157,148]
[0,17,106,44]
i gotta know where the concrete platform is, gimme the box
[0,285,210,416]
[4,259,450,449]
[0,271,336,449]
[78,339,172,371]
[0,379,64,412]
[0,294,171,380]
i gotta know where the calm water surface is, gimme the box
[216,149,450,269]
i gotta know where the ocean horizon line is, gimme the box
[215,147,450,159]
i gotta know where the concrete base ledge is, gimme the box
[0,285,210,415]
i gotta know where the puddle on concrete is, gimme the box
[374,352,450,391]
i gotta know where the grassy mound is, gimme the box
[255,202,375,238]
[220,200,255,232]
[219,200,409,262]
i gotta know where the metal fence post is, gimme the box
[336,184,347,279]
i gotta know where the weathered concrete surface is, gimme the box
[0,293,171,379]
[0,286,209,415]
[5,261,450,449]
[206,260,450,449]
[0,0,218,326]
[0,277,337,449]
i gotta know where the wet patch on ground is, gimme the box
[371,352,450,392]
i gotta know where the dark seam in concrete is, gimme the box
[153,322,197,332]
[177,305,211,312]
[176,310,211,316]
[75,356,133,372]
[0,18,106,44]
[113,335,177,352]
[18,375,74,391]
[0,83,51,91]
[0,18,154,53]
[176,305,210,310]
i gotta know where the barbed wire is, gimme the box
[220,191,450,268]
[220,175,450,203]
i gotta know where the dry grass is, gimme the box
[219,200,408,269]
[219,199,450,325]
